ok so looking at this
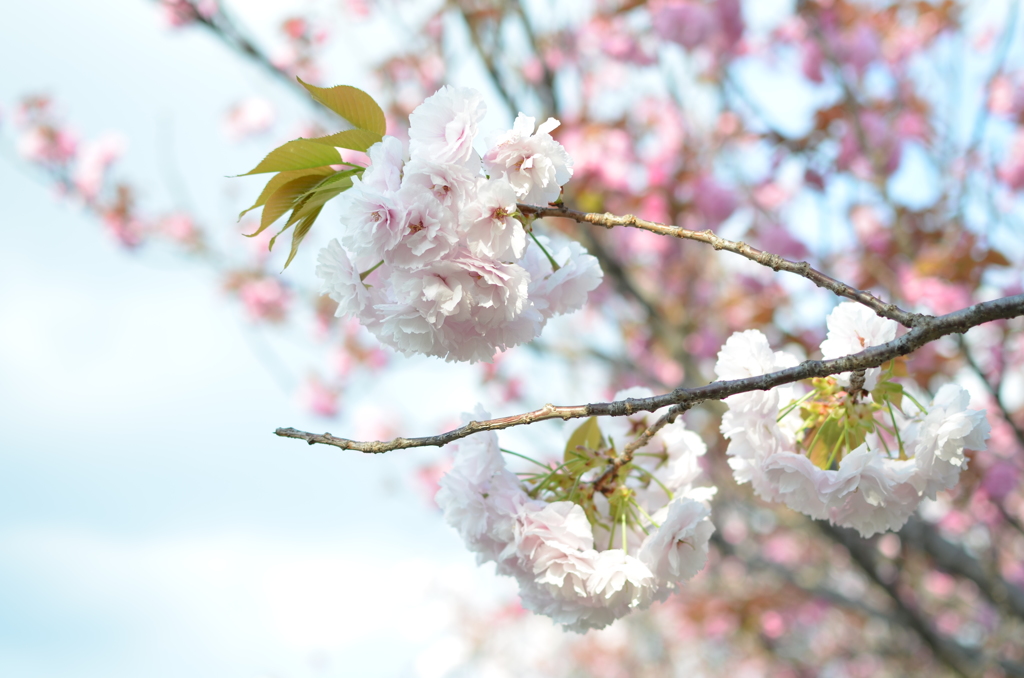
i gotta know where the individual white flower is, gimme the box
[760,451,838,520]
[360,135,405,194]
[373,301,440,356]
[657,423,710,493]
[525,236,603,318]
[408,85,486,168]
[390,259,472,326]
[585,549,657,621]
[385,183,458,268]
[484,113,573,205]
[459,176,526,260]
[436,407,533,566]
[819,302,898,391]
[445,405,506,484]
[905,383,990,499]
[715,329,801,417]
[315,239,370,317]
[338,178,406,262]
[828,446,919,537]
[402,158,477,211]
[638,498,713,582]
[452,251,530,326]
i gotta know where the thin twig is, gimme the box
[592,404,686,495]
[275,293,1024,453]
[519,203,923,327]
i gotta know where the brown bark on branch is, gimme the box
[275,293,1024,453]
[517,203,923,327]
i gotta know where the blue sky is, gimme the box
[0,2,521,676]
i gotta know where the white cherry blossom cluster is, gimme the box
[715,303,990,537]
[436,389,716,632]
[315,86,601,362]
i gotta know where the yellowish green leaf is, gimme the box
[241,139,342,176]
[249,174,328,240]
[238,167,335,219]
[283,204,324,270]
[306,129,383,153]
[297,78,386,136]
[564,417,603,461]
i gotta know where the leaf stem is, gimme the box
[529,231,561,272]
[501,448,551,469]
[359,260,383,281]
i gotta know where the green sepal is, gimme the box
[297,78,387,136]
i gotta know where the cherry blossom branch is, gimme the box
[593,404,687,495]
[275,293,1024,453]
[519,203,923,327]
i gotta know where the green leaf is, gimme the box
[297,78,386,136]
[806,417,842,469]
[306,129,383,153]
[296,170,358,200]
[241,139,342,176]
[872,380,905,411]
[283,204,324,270]
[238,167,336,219]
[249,174,329,239]
[564,417,603,462]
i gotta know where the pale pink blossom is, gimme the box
[819,302,898,391]
[316,239,371,317]
[998,129,1024,190]
[159,213,200,247]
[484,113,573,205]
[692,174,737,227]
[714,329,801,417]
[223,97,275,140]
[827,448,920,537]
[338,179,406,263]
[905,384,991,499]
[717,328,990,537]
[385,183,458,268]
[17,126,77,165]
[438,396,715,631]
[523,236,603,319]
[402,158,477,210]
[899,268,973,316]
[459,177,526,260]
[102,212,145,249]
[237,276,290,322]
[299,375,339,418]
[408,85,486,168]
[73,132,125,201]
[639,499,713,582]
[361,136,405,194]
